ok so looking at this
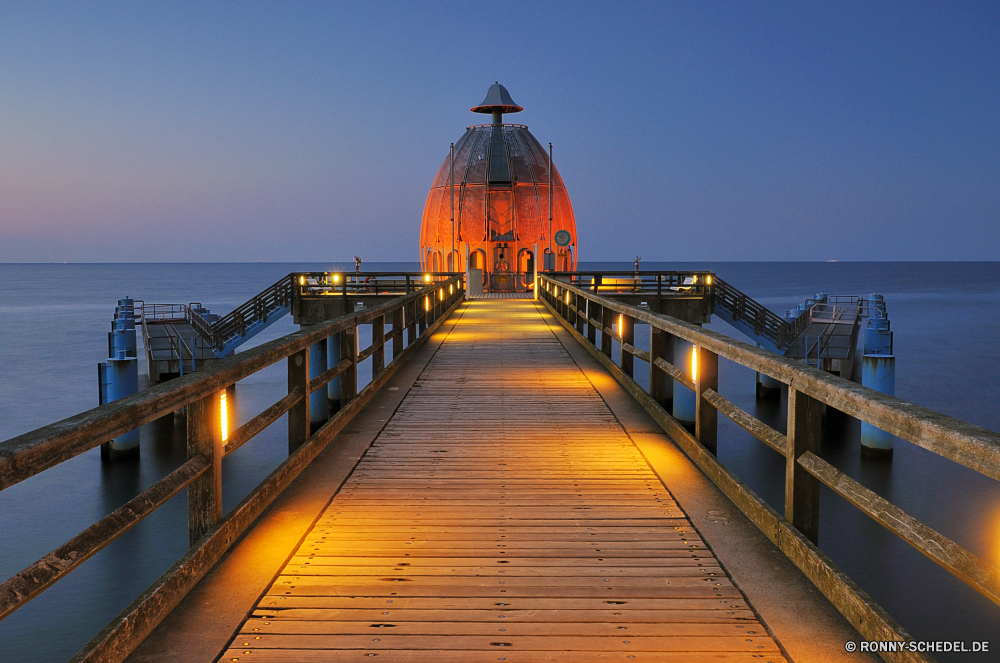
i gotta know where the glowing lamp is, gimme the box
[566,292,570,304]
[706,275,713,285]
[299,275,305,285]
[424,274,431,283]
[220,391,228,442]
[333,274,340,284]
[691,347,698,382]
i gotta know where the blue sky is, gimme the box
[1,1,997,262]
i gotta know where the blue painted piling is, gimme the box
[100,298,140,460]
[861,294,895,458]
[673,338,696,427]
[310,340,329,426]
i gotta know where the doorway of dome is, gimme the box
[491,243,514,291]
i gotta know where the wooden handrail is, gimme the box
[541,276,1000,481]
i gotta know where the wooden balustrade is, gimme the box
[538,274,1000,657]
[0,274,465,662]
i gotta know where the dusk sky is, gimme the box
[1,2,997,263]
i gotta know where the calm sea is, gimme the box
[1,262,998,661]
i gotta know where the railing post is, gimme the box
[288,347,310,454]
[392,305,404,357]
[419,296,428,336]
[621,314,634,377]
[650,326,668,407]
[327,332,341,413]
[340,323,358,405]
[786,387,823,543]
[407,300,417,344]
[601,306,613,357]
[586,298,597,346]
[187,391,222,546]
[372,314,385,377]
[695,346,719,454]
[575,293,585,335]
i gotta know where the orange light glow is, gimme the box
[691,347,698,382]
[565,292,570,304]
[299,275,305,285]
[333,274,340,284]
[425,296,430,311]
[439,288,444,301]
[706,275,712,285]
[618,314,623,337]
[220,391,229,442]
[424,274,431,283]
[449,284,453,294]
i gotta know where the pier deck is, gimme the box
[219,299,782,661]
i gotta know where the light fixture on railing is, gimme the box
[706,275,713,285]
[439,288,444,301]
[618,314,623,338]
[333,274,340,284]
[691,346,698,382]
[424,274,431,283]
[299,275,305,286]
[425,296,430,311]
[220,391,229,443]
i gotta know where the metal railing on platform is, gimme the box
[0,275,465,663]
[538,274,1000,662]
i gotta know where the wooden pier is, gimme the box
[221,299,780,661]
[3,272,999,663]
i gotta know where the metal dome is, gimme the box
[420,84,577,291]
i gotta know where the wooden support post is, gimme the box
[187,391,222,546]
[407,300,417,344]
[372,315,385,377]
[587,299,597,346]
[327,332,341,413]
[786,387,823,544]
[575,293,585,335]
[601,305,613,357]
[287,347,310,455]
[621,314,635,378]
[418,296,427,336]
[650,327,667,405]
[392,305,404,356]
[340,323,358,406]
[695,346,719,455]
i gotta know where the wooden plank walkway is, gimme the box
[222,299,785,662]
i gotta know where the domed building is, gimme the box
[419,83,577,291]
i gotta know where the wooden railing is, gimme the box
[549,270,713,296]
[0,275,465,663]
[538,275,1000,662]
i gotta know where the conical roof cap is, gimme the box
[471,82,523,114]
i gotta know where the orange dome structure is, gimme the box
[420,83,577,291]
